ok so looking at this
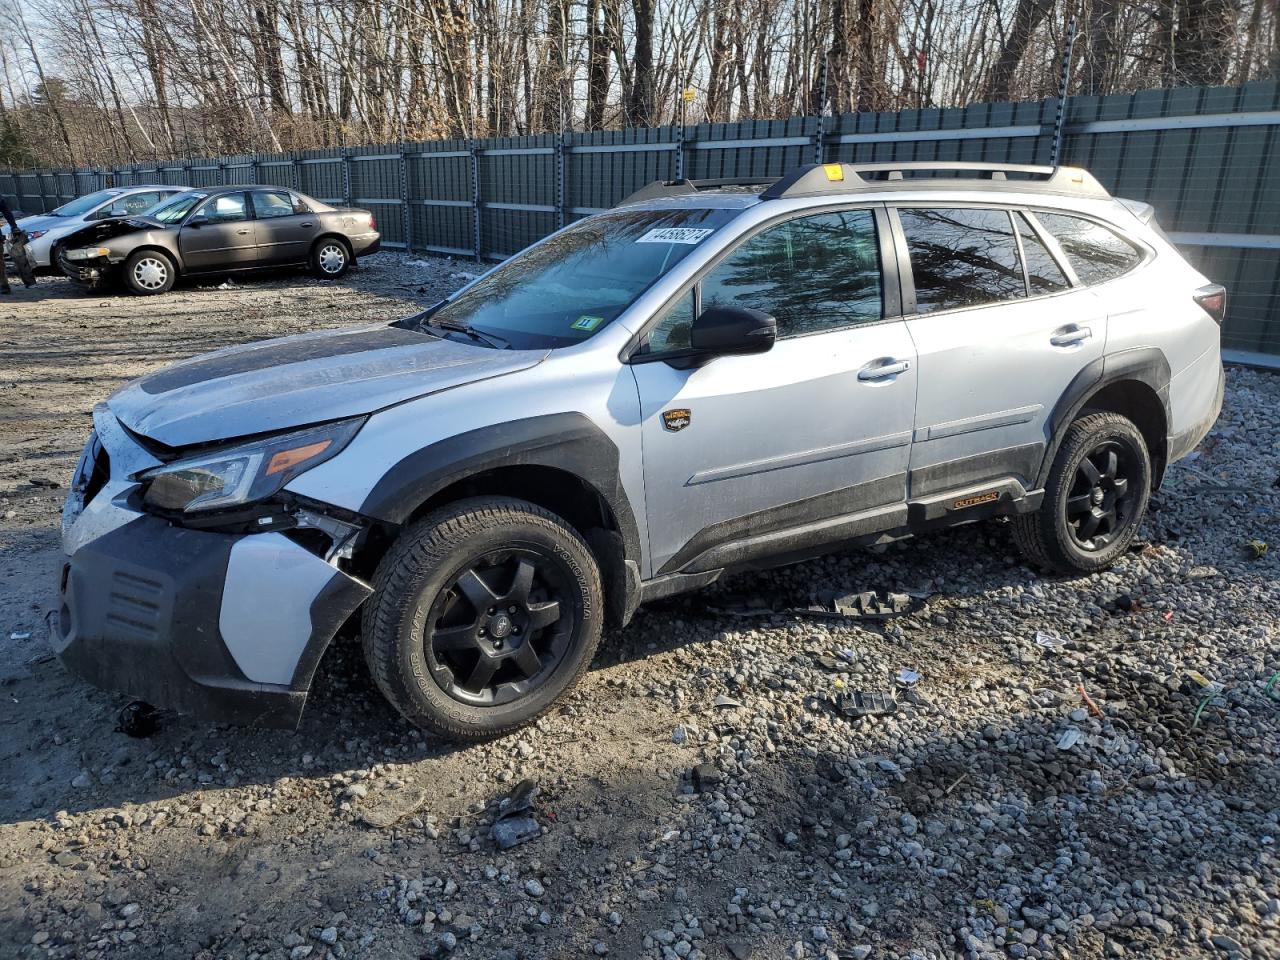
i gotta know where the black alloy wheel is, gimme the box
[1064,437,1140,551]
[425,549,575,706]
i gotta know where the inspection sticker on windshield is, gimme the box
[636,227,714,245]
[571,315,605,331]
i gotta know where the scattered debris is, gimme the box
[691,763,723,792]
[1035,630,1066,650]
[115,701,159,738]
[825,590,919,619]
[895,668,921,686]
[358,784,429,829]
[1245,539,1269,559]
[1077,683,1105,719]
[490,779,541,850]
[713,694,742,709]
[9,631,31,641]
[1057,727,1082,751]
[835,690,898,719]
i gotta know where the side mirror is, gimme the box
[186,214,208,227]
[689,305,777,356]
[107,207,128,218]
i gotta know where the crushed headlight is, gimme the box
[140,418,364,514]
[65,246,111,260]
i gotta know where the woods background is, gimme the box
[0,0,1276,166]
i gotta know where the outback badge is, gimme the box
[662,408,692,432]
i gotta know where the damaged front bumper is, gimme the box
[59,253,115,289]
[53,407,373,728]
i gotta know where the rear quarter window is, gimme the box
[1035,212,1143,286]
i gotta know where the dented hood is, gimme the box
[64,216,163,245]
[107,324,546,448]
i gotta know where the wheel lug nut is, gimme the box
[508,606,517,613]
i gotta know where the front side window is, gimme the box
[900,207,1025,313]
[402,207,739,349]
[1036,212,1142,285]
[698,209,883,338]
[252,190,297,219]
[198,193,249,223]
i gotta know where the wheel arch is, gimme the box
[125,243,183,274]
[311,232,353,258]
[1040,347,1171,489]
[351,414,644,629]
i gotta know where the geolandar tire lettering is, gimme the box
[361,496,602,740]
[1013,411,1152,574]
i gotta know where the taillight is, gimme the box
[1193,284,1226,325]
[368,213,376,231]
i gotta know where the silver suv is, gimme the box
[55,162,1225,739]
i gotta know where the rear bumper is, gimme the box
[1167,360,1225,464]
[55,428,372,728]
[350,233,380,257]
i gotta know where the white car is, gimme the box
[5,185,183,269]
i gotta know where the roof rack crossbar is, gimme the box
[617,176,780,207]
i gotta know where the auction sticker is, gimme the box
[636,227,715,244]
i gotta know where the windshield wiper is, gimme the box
[422,318,510,349]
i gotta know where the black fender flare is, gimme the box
[358,412,644,619]
[1037,346,1171,489]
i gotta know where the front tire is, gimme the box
[310,237,351,278]
[362,497,603,740]
[123,250,176,295]
[1013,412,1152,574]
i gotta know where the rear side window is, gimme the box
[1015,213,1070,295]
[899,208,1024,313]
[700,209,883,337]
[1035,212,1142,285]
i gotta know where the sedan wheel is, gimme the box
[123,250,176,295]
[311,239,350,278]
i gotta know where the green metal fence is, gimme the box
[5,80,1278,362]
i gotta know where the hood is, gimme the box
[10,214,61,234]
[64,216,161,246]
[107,325,547,448]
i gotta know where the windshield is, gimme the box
[51,190,122,218]
[401,207,740,349]
[150,191,206,224]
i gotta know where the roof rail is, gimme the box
[617,176,779,207]
[761,161,1110,199]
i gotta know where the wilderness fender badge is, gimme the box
[662,408,692,432]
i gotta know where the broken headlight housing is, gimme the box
[64,246,111,260]
[140,418,364,514]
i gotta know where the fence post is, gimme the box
[469,139,482,262]
[341,147,352,207]
[674,122,685,181]
[813,59,829,165]
[399,145,412,252]
[555,131,566,230]
[249,157,259,185]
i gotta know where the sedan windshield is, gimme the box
[52,190,122,218]
[401,207,739,349]
[149,192,207,224]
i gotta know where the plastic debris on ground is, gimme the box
[1035,630,1066,651]
[834,690,898,719]
[490,778,541,850]
[821,590,920,619]
[1246,539,1269,559]
[713,694,742,709]
[115,700,160,738]
[9,631,31,641]
[1057,726,1082,751]
[895,668,921,686]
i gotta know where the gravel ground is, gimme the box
[0,254,1278,960]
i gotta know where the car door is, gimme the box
[179,192,257,271]
[894,206,1107,497]
[250,189,321,265]
[630,207,918,577]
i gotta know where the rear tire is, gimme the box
[362,497,603,740]
[1013,412,1151,574]
[123,250,176,295]
[310,237,351,278]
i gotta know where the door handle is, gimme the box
[1050,325,1092,347]
[300,221,314,228]
[236,228,250,235]
[858,358,910,381]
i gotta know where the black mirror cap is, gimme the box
[186,214,208,227]
[690,305,777,355]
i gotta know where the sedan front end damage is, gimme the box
[53,405,374,728]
